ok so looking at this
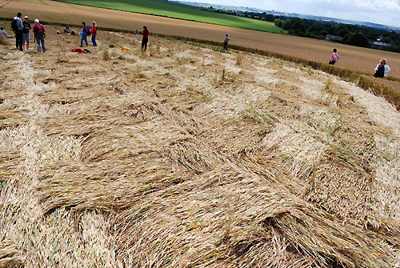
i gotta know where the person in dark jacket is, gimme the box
[141,26,149,52]
[22,16,31,50]
[11,12,23,51]
[223,33,230,51]
[33,19,46,53]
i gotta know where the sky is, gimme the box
[184,0,400,27]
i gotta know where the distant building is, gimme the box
[371,41,392,49]
[325,34,344,42]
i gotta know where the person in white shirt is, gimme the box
[384,62,391,77]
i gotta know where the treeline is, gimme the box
[206,7,400,52]
[274,18,400,52]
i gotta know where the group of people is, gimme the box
[79,21,97,47]
[374,59,391,78]
[11,12,46,53]
[8,12,149,53]
[5,12,394,79]
[78,22,147,51]
[328,48,391,77]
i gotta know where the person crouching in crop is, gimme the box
[0,27,9,45]
[0,26,9,39]
[33,19,46,53]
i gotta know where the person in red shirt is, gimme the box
[33,18,45,53]
[91,21,97,47]
[141,26,149,52]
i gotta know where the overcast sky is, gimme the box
[184,0,399,27]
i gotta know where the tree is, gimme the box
[345,32,369,47]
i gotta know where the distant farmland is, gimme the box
[55,0,285,33]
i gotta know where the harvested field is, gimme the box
[56,0,284,33]
[1,26,400,267]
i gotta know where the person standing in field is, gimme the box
[11,12,23,51]
[374,59,391,78]
[91,21,97,47]
[33,19,46,53]
[22,16,31,51]
[141,26,149,52]
[80,22,90,47]
[329,48,340,65]
[223,33,230,51]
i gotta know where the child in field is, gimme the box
[33,19,46,53]
[329,48,340,65]
[141,26,149,52]
[374,59,391,78]
[223,33,230,51]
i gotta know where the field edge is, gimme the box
[52,0,286,34]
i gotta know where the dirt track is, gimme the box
[1,0,400,80]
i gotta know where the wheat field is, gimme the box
[1,27,400,267]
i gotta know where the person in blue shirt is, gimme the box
[11,12,24,51]
[80,22,90,47]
